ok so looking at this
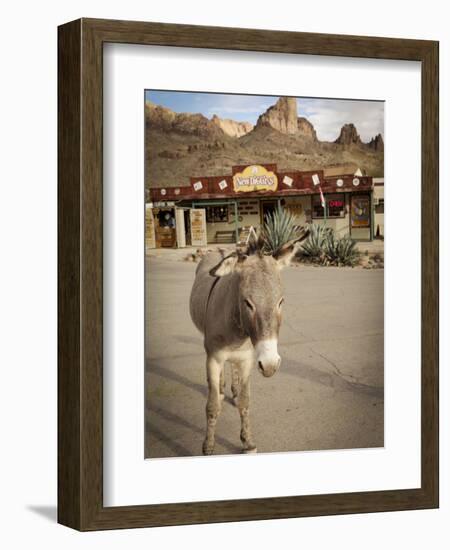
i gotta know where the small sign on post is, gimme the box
[245,225,258,245]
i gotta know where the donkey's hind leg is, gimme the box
[203,355,223,456]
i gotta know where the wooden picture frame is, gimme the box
[58,18,439,531]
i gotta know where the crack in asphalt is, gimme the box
[307,346,384,399]
[280,331,384,347]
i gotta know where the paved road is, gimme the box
[145,256,384,458]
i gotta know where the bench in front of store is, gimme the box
[214,230,235,244]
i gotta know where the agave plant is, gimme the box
[260,205,301,255]
[322,230,340,264]
[324,232,360,266]
[298,225,359,266]
[298,224,330,261]
[338,236,360,266]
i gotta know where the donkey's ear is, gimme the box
[210,252,247,277]
[274,228,310,268]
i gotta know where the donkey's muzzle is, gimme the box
[258,358,281,378]
[255,339,281,377]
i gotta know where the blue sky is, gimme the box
[145,90,384,142]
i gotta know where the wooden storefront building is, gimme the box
[146,163,380,248]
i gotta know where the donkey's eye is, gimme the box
[278,298,284,309]
[244,299,255,311]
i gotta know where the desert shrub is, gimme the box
[298,225,359,267]
[260,205,301,255]
[323,232,360,266]
[298,224,331,262]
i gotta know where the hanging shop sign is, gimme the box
[233,165,278,193]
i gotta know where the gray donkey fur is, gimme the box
[189,231,309,455]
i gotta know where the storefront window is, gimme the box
[156,208,176,228]
[312,194,346,218]
[206,205,229,223]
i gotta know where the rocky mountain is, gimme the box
[256,97,299,134]
[211,114,253,137]
[255,98,317,140]
[145,97,384,188]
[145,101,225,139]
[297,117,317,141]
[334,123,362,146]
[368,133,384,152]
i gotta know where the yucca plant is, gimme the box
[298,224,330,261]
[337,236,360,266]
[324,232,360,266]
[260,205,300,255]
[322,230,340,264]
[298,225,359,266]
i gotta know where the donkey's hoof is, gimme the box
[202,442,215,456]
[243,446,257,454]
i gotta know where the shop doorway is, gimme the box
[349,194,372,241]
[149,206,191,248]
[261,200,278,223]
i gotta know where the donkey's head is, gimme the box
[210,231,309,377]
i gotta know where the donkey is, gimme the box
[189,231,309,455]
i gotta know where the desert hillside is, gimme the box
[145,97,384,189]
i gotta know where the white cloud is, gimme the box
[205,95,384,139]
[299,98,384,142]
[205,105,266,116]
[149,91,384,140]
[203,95,274,122]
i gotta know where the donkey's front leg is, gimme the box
[238,359,257,454]
[219,365,226,402]
[203,356,223,456]
[231,363,240,406]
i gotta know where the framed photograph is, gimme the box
[58,18,439,530]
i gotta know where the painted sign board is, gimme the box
[189,208,207,246]
[351,195,371,228]
[233,165,278,193]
